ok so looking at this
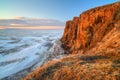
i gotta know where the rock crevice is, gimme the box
[61,2,120,54]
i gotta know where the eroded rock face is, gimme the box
[23,2,120,80]
[61,2,120,54]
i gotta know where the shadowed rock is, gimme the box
[24,2,120,80]
[61,2,120,54]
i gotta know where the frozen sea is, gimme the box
[0,29,63,79]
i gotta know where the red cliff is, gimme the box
[24,2,120,80]
[61,2,120,54]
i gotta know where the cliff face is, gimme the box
[61,2,120,54]
[24,2,120,80]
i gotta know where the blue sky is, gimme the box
[0,0,118,21]
[0,0,118,29]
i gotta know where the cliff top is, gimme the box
[24,2,120,80]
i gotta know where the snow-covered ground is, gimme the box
[0,29,64,79]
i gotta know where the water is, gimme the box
[0,29,63,79]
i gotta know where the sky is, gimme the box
[0,0,118,29]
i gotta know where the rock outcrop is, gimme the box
[61,2,120,54]
[24,2,120,80]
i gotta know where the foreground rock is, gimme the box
[23,2,120,80]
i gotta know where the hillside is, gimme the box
[23,2,120,80]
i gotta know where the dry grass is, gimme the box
[23,54,120,80]
[23,2,120,80]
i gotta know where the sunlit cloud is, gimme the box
[0,17,65,29]
[8,26,64,30]
[14,16,24,19]
[10,24,28,27]
[0,26,6,29]
[14,16,40,20]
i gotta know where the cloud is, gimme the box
[6,26,64,30]
[0,17,65,29]
[0,26,6,29]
